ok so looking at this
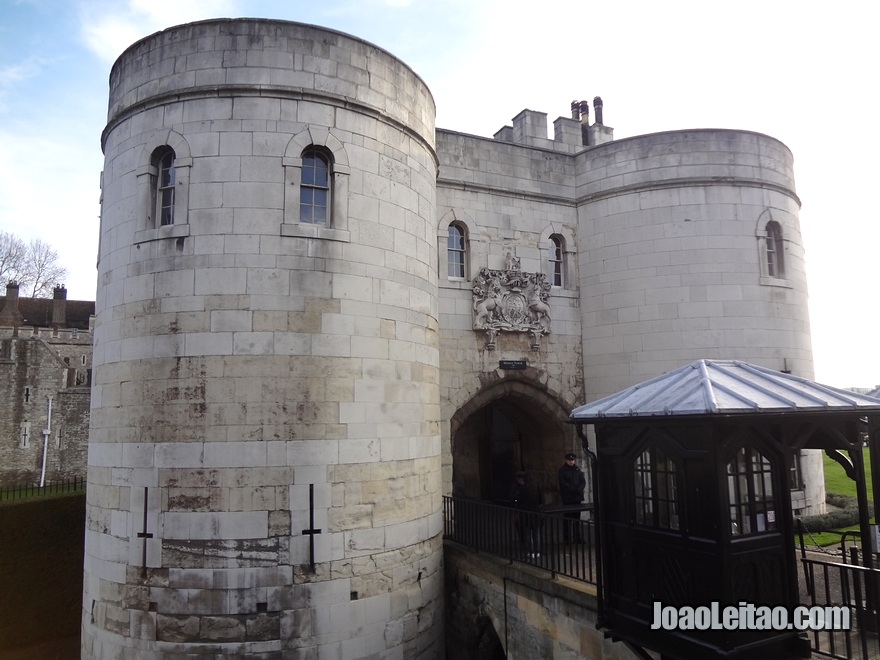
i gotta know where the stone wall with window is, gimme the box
[87,18,441,660]
[0,286,93,486]
[436,116,820,519]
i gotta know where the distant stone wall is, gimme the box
[0,330,91,486]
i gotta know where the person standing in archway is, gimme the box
[511,471,542,559]
[558,452,586,543]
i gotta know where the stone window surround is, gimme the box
[438,209,479,284]
[438,217,580,298]
[282,127,350,243]
[539,225,575,291]
[755,211,791,288]
[134,129,192,245]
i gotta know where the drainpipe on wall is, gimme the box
[39,396,52,487]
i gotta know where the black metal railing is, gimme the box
[0,475,86,501]
[800,539,880,659]
[442,495,597,584]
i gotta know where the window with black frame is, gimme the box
[727,446,777,536]
[764,221,785,279]
[153,147,176,226]
[634,447,680,530]
[300,149,331,225]
[447,223,466,279]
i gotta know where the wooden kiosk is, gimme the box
[571,360,880,660]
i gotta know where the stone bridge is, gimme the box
[444,541,641,660]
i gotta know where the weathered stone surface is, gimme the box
[200,615,246,642]
[268,509,291,536]
[246,613,281,641]
[156,614,200,642]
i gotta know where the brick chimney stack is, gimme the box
[579,100,590,145]
[52,285,67,328]
[0,281,24,327]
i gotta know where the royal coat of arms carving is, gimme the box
[472,254,552,350]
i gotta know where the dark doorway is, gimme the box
[452,394,569,505]
[474,619,506,660]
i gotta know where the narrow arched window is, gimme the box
[765,221,784,278]
[447,223,466,279]
[727,446,777,536]
[153,148,176,226]
[300,149,331,225]
[548,235,564,287]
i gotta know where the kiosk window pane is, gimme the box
[727,446,776,536]
[634,447,680,530]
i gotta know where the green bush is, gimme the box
[796,492,872,533]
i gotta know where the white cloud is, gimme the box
[0,129,101,300]
[78,0,239,63]
[0,59,41,87]
[0,58,44,111]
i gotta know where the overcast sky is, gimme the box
[0,0,877,388]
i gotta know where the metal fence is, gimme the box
[0,476,86,501]
[442,495,597,584]
[800,540,880,659]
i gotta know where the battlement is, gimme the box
[493,97,614,152]
[0,323,93,343]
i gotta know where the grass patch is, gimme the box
[794,449,878,547]
[823,447,874,499]
[794,449,879,547]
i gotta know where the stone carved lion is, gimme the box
[472,260,552,349]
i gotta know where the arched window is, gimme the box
[727,446,777,536]
[153,147,176,226]
[634,447,680,530]
[548,235,564,287]
[300,149,331,226]
[447,223,467,279]
[765,221,785,278]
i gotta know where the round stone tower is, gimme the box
[575,128,823,514]
[577,129,813,396]
[84,19,442,658]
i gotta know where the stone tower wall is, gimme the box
[575,129,812,397]
[85,19,442,658]
[574,129,821,512]
[435,123,821,514]
[436,130,585,498]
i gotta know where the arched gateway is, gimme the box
[451,375,578,504]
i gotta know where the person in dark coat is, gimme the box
[558,452,586,542]
[510,471,542,558]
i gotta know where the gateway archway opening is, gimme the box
[452,395,571,505]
